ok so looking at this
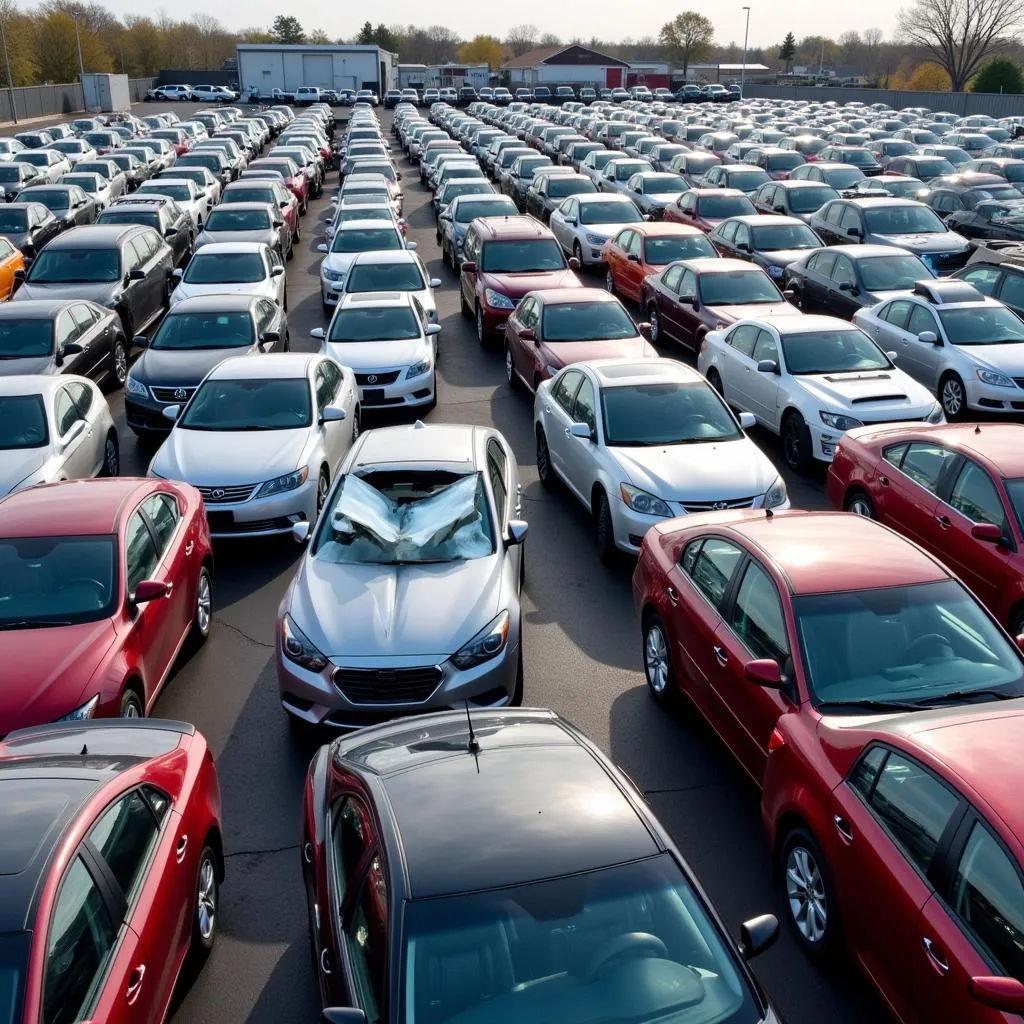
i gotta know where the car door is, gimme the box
[52,382,94,480]
[875,440,957,550]
[559,373,599,498]
[803,251,836,310]
[64,380,105,476]
[551,197,576,252]
[0,236,17,298]
[715,323,759,408]
[511,296,540,383]
[746,328,784,424]
[338,852,389,1021]
[69,303,109,380]
[541,368,583,485]
[53,307,88,377]
[862,298,914,358]
[828,255,862,319]
[319,359,353,464]
[902,303,944,390]
[838,204,865,245]
[606,229,629,287]
[673,267,703,346]
[623,231,645,298]
[733,222,754,263]
[314,360,348,467]
[143,491,193,653]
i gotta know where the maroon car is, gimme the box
[641,257,798,350]
[662,188,756,231]
[459,215,582,346]
[503,287,656,392]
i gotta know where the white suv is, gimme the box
[156,84,192,101]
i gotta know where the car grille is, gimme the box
[355,370,401,386]
[197,483,258,503]
[930,250,970,270]
[681,496,757,513]
[333,665,443,705]
[206,513,292,533]
[1013,378,1024,389]
[150,385,197,403]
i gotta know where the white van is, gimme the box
[295,86,322,106]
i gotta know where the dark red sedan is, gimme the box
[0,478,213,734]
[0,718,223,1024]
[662,188,756,231]
[247,156,309,213]
[826,422,1024,635]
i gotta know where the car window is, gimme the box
[882,442,910,468]
[123,239,144,273]
[677,269,696,299]
[0,236,12,259]
[882,300,913,329]
[839,206,862,232]
[330,796,373,907]
[831,256,856,286]
[88,789,161,902]
[951,821,1024,982]
[346,855,388,1023]
[809,251,836,276]
[717,221,737,243]
[66,381,92,418]
[907,304,939,336]
[124,509,159,593]
[957,266,1000,295]
[53,387,82,436]
[729,559,790,663]
[752,330,779,364]
[314,366,334,413]
[998,272,1024,311]
[862,751,961,874]
[728,324,759,357]
[947,460,1005,528]
[54,310,78,351]
[486,439,508,526]
[69,304,97,333]
[321,360,343,400]
[255,299,276,335]
[572,378,597,433]
[688,537,744,609]
[824,203,845,226]
[142,493,179,553]
[553,369,583,413]
[898,441,957,493]
[43,857,118,1024]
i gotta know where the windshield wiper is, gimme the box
[0,619,73,629]
[816,697,922,712]
[909,688,1017,707]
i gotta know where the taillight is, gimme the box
[768,727,786,753]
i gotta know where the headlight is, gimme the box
[405,357,432,379]
[927,403,945,424]
[767,264,783,278]
[585,233,607,245]
[819,411,862,431]
[451,610,510,669]
[59,694,99,721]
[620,483,672,517]
[321,266,345,282]
[484,287,515,309]
[125,374,148,397]
[977,367,1015,388]
[764,476,788,509]
[256,466,309,497]
[281,613,329,672]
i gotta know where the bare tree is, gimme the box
[505,23,538,56]
[538,32,561,46]
[898,0,1024,90]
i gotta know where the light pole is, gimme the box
[739,6,751,99]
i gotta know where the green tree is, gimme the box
[971,56,1024,93]
[357,20,373,43]
[308,28,330,44]
[778,31,796,72]
[658,11,714,80]
[270,14,304,44]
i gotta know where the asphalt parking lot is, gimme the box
[98,101,885,1023]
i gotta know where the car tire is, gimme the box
[780,827,841,962]
[706,367,723,396]
[510,642,524,705]
[594,489,617,565]
[101,430,119,477]
[475,304,488,347]
[642,613,677,707]
[119,686,144,718]
[536,428,555,488]
[844,489,875,518]
[282,288,288,313]
[315,468,329,521]
[505,342,521,391]
[191,845,220,956]
[790,285,804,310]
[781,411,813,474]
[940,372,967,420]
[647,305,660,343]
[110,335,129,387]
[460,283,471,318]
[573,240,583,265]
[191,566,213,645]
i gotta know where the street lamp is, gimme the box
[740,6,751,99]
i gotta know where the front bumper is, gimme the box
[479,300,513,339]
[203,476,318,537]
[355,367,435,408]
[965,376,1024,413]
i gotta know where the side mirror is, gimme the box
[506,519,529,545]
[565,216,578,226]
[128,267,146,281]
[969,977,1024,1013]
[133,579,170,604]
[281,199,291,208]
[461,260,477,273]
[838,281,855,292]
[406,240,418,250]
[171,268,183,278]
[756,359,778,374]
[845,226,861,238]
[569,422,594,441]
[519,327,536,342]
[321,405,346,422]
[292,521,311,544]
[271,265,284,277]
[739,915,779,960]
[61,342,84,356]
[309,327,326,340]
[782,288,795,300]
[321,1009,367,1024]
[638,322,652,340]
[262,330,280,343]
[132,333,148,348]
[316,243,328,253]
[164,226,177,237]
[738,411,756,429]
[274,219,284,228]
[426,323,442,336]
[773,204,786,214]
[428,277,441,288]
[13,269,24,281]
[737,241,750,252]
[568,256,581,271]
[162,404,181,421]
[745,659,783,688]
[971,522,1004,544]
[918,330,939,344]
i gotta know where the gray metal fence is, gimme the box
[0,77,156,125]
[744,83,1024,117]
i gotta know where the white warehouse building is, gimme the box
[236,44,397,96]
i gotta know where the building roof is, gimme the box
[503,44,629,71]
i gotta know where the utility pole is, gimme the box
[74,16,85,85]
[0,18,16,124]
[739,6,751,99]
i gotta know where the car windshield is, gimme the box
[781,328,889,374]
[644,234,717,265]
[765,153,805,171]
[859,254,932,291]
[204,209,272,232]
[818,168,864,189]
[0,209,27,231]
[699,270,782,306]
[99,211,160,229]
[401,854,759,1024]
[919,157,957,175]
[786,186,836,213]
[696,194,756,219]
[329,306,420,342]
[938,305,1024,345]
[224,188,275,205]
[27,248,119,283]
[455,199,516,223]
[481,239,565,273]
[0,393,48,448]
[580,201,642,226]
[347,260,425,292]
[315,470,495,564]
[644,175,687,194]
[548,179,594,198]
[750,224,820,250]
[0,535,117,626]
[842,150,877,166]
[442,182,490,202]
[0,317,54,359]
[180,377,311,430]
[144,183,191,202]
[542,302,637,341]
[879,179,926,198]
[332,228,401,254]
[151,311,254,350]
[183,252,265,284]
[726,170,770,190]
[864,205,946,234]
[796,579,1024,707]
[602,382,741,445]
[29,190,70,210]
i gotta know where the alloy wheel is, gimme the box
[786,845,828,944]
[644,622,669,695]
[103,436,119,476]
[648,308,660,342]
[605,269,615,293]
[195,571,212,636]
[847,494,874,518]
[941,375,965,419]
[476,305,485,344]
[316,471,329,517]
[113,341,128,384]
[197,856,217,942]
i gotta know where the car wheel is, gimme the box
[282,287,288,313]
[781,827,840,961]
[573,240,583,264]
[790,285,804,310]
[643,614,676,706]
[781,411,813,474]
[460,283,471,317]
[119,686,144,718]
[110,335,129,387]
[505,342,521,391]
[315,468,329,520]
[706,367,723,396]
[191,566,213,644]
[647,305,660,342]
[476,304,487,347]
[844,489,875,518]
[536,428,554,488]
[594,489,617,565]
[510,642,525,705]
[605,268,616,293]
[940,372,966,420]
[191,846,219,955]
[101,431,119,477]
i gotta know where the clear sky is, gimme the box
[138,0,896,49]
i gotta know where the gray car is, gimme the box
[276,422,527,729]
[438,193,518,270]
[195,202,292,260]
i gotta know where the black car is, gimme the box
[97,196,194,268]
[302,708,782,1024]
[0,161,44,200]
[532,86,552,102]
[383,90,402,109]
[784,243,935,318]
[458,86,478,107]
[708,214,823,279]
[944,200,1024,241]
[923,174,1022,221]
[0,202,61,260]
[752,180,839,224]
[883,155,957,183]
[676,84,703,101]
[107,151,150,190]
[13,185,97,230]
[13,223,174,340]
[123,293,288,435]
[0,298,129,385]
[524,171,597,223]
[954,241,1024,316]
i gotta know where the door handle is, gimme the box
[879,475,889,486]
[922,937,950,975]
[833,815,853,844]
[126,964,146,1003]
[666,585,678,605]
[320,948,332,975]
[185,541,194,556]
[934,514,951,529]
[713,645,728,666]
[176,834,188,862]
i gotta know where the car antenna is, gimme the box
[975,423,982,434]
[80,743,88,756]
[765,507,774,519]
[464,699,481,762]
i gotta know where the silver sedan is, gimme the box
[549,193,645,266]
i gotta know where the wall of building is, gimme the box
[0,77,154,124]
[745,83,1024,116]
[237,46,393,96]
[506,64,624,86]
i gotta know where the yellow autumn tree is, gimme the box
[906,62,952,91]
[457,35,504,68]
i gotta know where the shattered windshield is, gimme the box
[314,471,495,564]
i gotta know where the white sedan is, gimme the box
[0,374,118,497]
[339,250,442,322]
[315,219,416,312]
[149,352,359,537]
[697,313,944,473]
[171,242,288,308]
[549,193,645,266]
[534,358,787,561]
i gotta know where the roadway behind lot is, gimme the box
[58,101,882,1023]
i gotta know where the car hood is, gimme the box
[15,281,117,303]
[171,280,272,304]
[710,300,801,323]
[609,436,776,501]
[757,248,815,269]
[0,354,53,376]
[321,252,359,274]
[196,229,275,247]
[0,447,49,496]
[482,269,581,298]
[868,231,968,253]
[0,620,115,734]
[578,220,643,241]
[543,337,657,370]
[324,338,428,370]
[0,231,31,249]
[963,343,1024,375]
[796,367,936,413]
[291,553,503,657]
[151,426,310,484]
[134,345,254,386]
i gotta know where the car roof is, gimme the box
[839,196,926,209]
[167,293,257,313]
[585,356,706,388]
[33,224,146,249]
[189,240,267,254]
[337,291,414,308]
[633,222,704,237]
[473,215,552,240]
[353,422,480,471]
[853,422,1024,475]
[0,374,78,397]
[349,249,417,265]
[535,287,618,305]
[691,188,745,198]
[0,478,156,536]
[208,352,314,380]
[335,709,659,898]
[683,257,763,274]
[0,298,77,317]
[775,179,835,189]
[825,243,916,259]
[723,214,803,227]
[205,201,272,213]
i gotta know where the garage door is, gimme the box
[301,54,333,89]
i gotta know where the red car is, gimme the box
[0,478,213,734]
[221,179,300,243]
[662,188,756,231]
[826,422,1024,636]
[503,287,656,392]
[248,156,309,213]
[459,215,582,346]
[762,691,1024,1023]
[0,718,223,1024]
[602,222,718,303]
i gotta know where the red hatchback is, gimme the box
[826,422,1024,635]
[0,478,213,734]
[0,719,223,1024]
